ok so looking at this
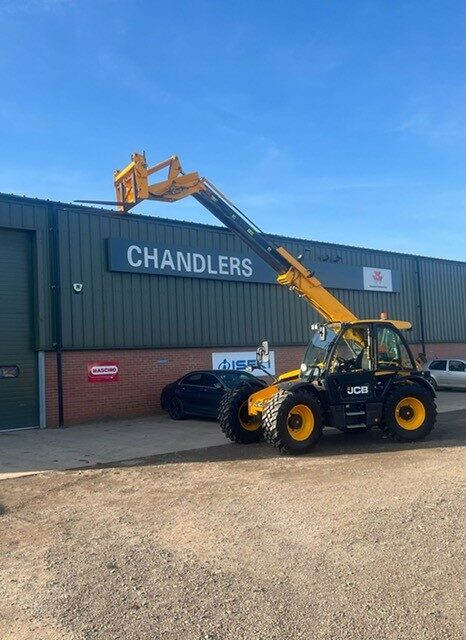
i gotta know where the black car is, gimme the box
[160,369,267,420]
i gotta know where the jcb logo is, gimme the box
[347,385,369,395]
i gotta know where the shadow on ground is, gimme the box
[92,409,466,471]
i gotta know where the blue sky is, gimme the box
[0,0,464,260]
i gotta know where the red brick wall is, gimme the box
[44,342,466,427]
[409,343,466,359]
[44,346,305,427]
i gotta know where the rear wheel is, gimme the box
[263,389,323,455]
[218,385,263,444]
[382,384,436,441]
[167,397,185,420]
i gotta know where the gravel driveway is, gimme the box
[1,410,464,640]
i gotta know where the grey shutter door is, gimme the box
[0,229,39,429]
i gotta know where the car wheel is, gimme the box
[167,397,185,420]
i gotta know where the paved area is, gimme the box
[0,415,227,480]
[0,390,465,481]
[0,409,464,640]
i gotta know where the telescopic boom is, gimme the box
[112,152,358,323]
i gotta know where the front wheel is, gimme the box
[382,384,436,441]
[263,389,323,455]
[218,385,264,444]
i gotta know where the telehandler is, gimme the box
[78,152,436,454]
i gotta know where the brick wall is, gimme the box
[44,345,305,427]
[45,342,466,427]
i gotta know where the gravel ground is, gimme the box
[1,410,465,640]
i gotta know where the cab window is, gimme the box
[330,325,372,373]
[376,326,413,370]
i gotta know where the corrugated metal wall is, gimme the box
[55,203,466,350]
[0,195,53,349]
[0,193,464,351]
[419,258,466,343]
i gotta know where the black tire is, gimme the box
[167,396,185,420]
[382,383,436,442]
[218,385,264,444]
[263,389,323,455]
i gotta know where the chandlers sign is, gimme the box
[107,238,400,292]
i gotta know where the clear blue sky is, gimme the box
[1,0,464,260]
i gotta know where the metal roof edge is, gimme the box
[1,191,465,266]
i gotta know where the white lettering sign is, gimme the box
[212,351,276,377]
[90,365,119,376]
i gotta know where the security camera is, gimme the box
[72,283,83,293]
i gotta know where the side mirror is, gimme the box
[245,364,254,373]
[256,340,270,365]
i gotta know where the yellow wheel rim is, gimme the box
[287,404,315,441]
[238,401,262,432]
[395,397,426,430]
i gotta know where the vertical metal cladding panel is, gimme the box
[57,207,324,349]
[418,258,466,342]
[0,194,53,349]
[278,238,422,343]
[56,204,464,349]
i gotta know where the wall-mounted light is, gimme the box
[73,283,83,293]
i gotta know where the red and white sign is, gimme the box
[363,266,393,292]
[87,361,119,382]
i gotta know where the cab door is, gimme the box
[325,324,375,404]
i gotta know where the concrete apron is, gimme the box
[0,391,465,481]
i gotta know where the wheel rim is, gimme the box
[238,401,262,431]
[395,397,426,430]
[169,399,182,418]
[287,404,315,441]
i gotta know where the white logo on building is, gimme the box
[212,351,276,377]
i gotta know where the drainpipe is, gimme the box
[415,257,426,357]
[48,205,64,427]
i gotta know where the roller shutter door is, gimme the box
[0,229,39,430]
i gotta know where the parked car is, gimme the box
[424,358,466,390]
[160,369,267,420]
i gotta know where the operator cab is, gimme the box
[301,321,416,381]
[299,320,429,431]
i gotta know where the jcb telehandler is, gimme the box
[78,152,437,455]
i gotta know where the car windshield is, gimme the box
[302,325,338,371]
[217,371,255,388]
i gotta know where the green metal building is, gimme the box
[0,192,465,430]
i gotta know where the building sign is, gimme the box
[87,361,119,382]
[363,266,393,292]
[107,238,400,292]
[212,351,276,377]
[107,238,270,283]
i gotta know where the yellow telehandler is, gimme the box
[78,152,436,454]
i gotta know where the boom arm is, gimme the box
[113,153,357,323]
